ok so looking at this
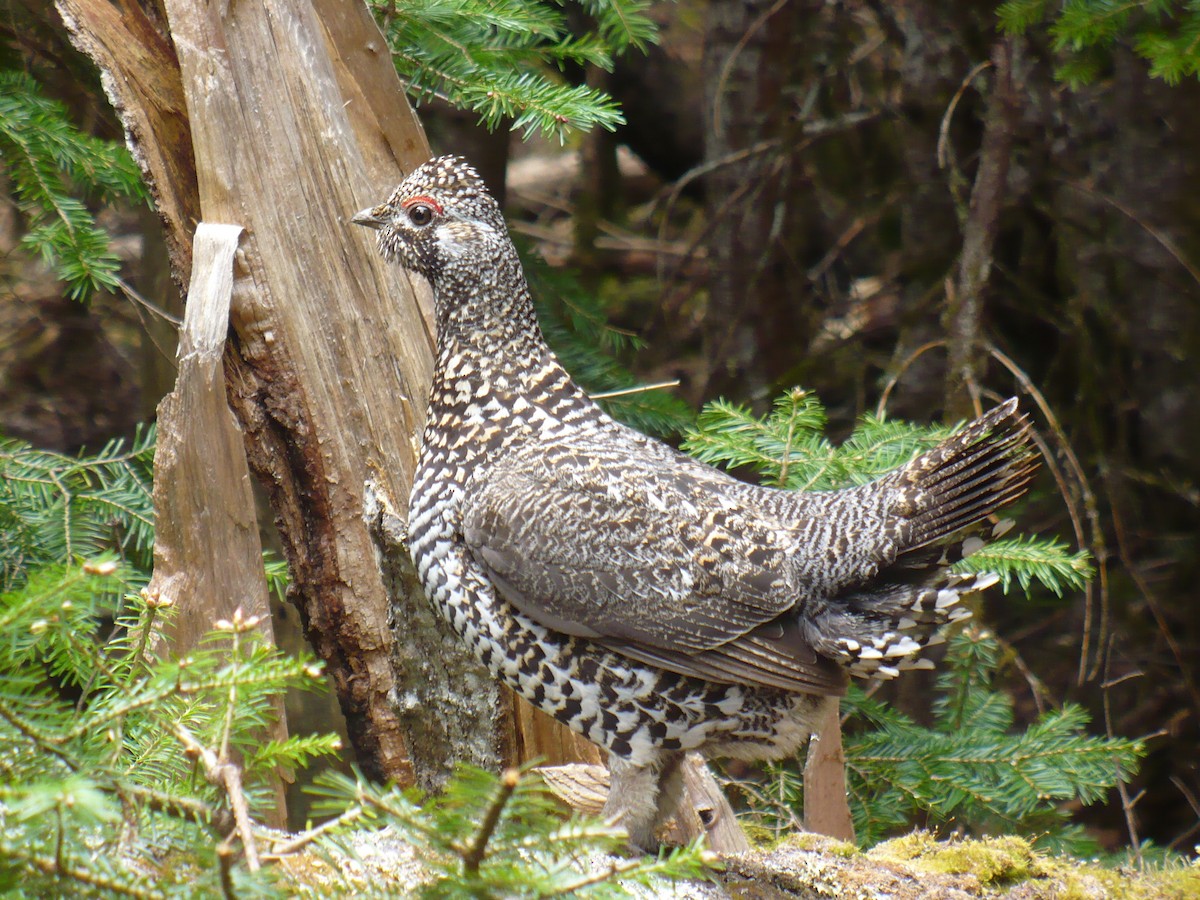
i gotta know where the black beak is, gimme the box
[351,208,386,229]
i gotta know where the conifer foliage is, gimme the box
[521,242,694,437]
[367,0,656,141]
[301,766,712,897]
[0,70,146,301]
[840,629,1142,851]
[998,0,1200,86]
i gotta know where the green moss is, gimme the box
[870,832,1046,885]
[1152,865,1200,900]
[785,832,860,858]
[740,823,785,849]
[866,832,1200,899]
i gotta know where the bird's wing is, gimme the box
[460,435,847,694]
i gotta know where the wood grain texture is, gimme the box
[147,223,269,647]
[55,0,199,281]
[803,698,855,842]
[538,755,751,854]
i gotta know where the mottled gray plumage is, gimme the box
[353,156,1038,849]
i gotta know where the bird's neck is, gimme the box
[433,255,543,355]
[428,261,601,437]
[431,263,573,398]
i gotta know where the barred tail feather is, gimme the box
[804,399,1038,680]
[896,397,1038,552]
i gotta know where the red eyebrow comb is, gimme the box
[402,195,443,215]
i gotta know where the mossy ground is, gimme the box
[272,828,1200,898]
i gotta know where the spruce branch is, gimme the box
[369,0,655,140]
[955,535,1093,596]
[998,0,1200,86]
[0,70,145,300]
[2,846,162,899]
[260,806,366,860]
[300,767,711,895]
[519,240,694,437]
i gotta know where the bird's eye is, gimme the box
[408,204,435,227]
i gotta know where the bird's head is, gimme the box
[351,155,509,286]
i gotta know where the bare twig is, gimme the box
[651,154,781,332]
[1167,776,1200,851]
[1105,472,1200,721]
[216,842,238,900]
[1063,181,1200,290]
[992,630,1053,716]
[508,220,700,260]
[711,0,791,141]
[986,344,1108,684]
[5,847,159,899]
[115,276,182,327]
[653,137,783,282]
[114,276,181,369]
[174,722,261,872]
[807,192,899,282]
[589,380,681,401]
[261,806,365,859]
[937,60,994,213]
[875,340,947,417]
[944,39,1017,421]
[1102,633,1142,867]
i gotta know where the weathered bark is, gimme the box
[58,0,438,781]
[536,755,751,854]
[802,700,854,843]
[55,0,198,283]
[159,0,439,783]
[365,482,508,789]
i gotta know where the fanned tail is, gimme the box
[805,398,1038,679]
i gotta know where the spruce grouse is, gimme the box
[353,156,1037,849]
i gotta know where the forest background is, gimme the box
[3,0,1200,876]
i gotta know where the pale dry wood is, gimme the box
[157,0,645,786]
[670,754,752,853]
[147,224,267,643]
[538,755,751,854]
[802,699,855,842]
[537,764,610,815]
[364,481,508,789]
[157,0,445,782]
[146,223,287,826]
[510,687,606,768]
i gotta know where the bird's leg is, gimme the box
[604,751,685,853]
[652,752,686,833]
